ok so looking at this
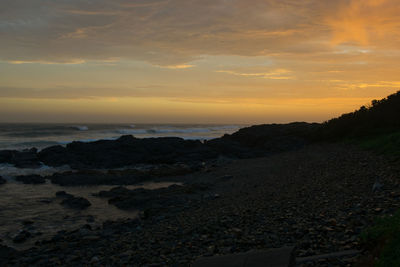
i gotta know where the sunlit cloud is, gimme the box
[1,0,400,123]
[157,64,195,69]
[7,59,86,65]
[216,69,294,80]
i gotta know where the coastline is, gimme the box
[1,141,399,266]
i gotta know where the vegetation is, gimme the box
[361,211,400,266]
[355,131,400,159]
[318,90,400,140]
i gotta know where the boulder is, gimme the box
[15,174,46,184]
[0,150,14,164]
[0,245,16,263]
[13,230,32,243]
[60,195,91,210]
[11,148,41,168]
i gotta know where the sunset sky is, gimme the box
[1,0,399,123]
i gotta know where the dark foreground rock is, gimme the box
[49,163,199,186]
[0,245,16,263]
[0,148,41,168]
[50,170,147,186]
[0,176,6,185]
[13,230,32,243]
[2,144,400,266]
[38,135,218,169]
[206,122,319,158]
[96,183,209,212]
[56,192,91,210]
[15,174,46,184]
[1,123,322,170]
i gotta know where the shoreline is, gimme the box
[1,142,399,265]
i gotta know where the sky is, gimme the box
[0,0,399,123]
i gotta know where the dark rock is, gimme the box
[0,245,16,262]
[37,145,68,167]
[55,191,72,198]
[11,148,41,168]
[13,230,32,243]
[22,220,34,226]
[86,215,95,223]
[50,170,148,186]
[15,174,46,184]
[39,135,218,169]
[60,195,91,210]
[206,122,319,158]
[0,176,6,185]
[0,150,15,164]
[97,183,208,211]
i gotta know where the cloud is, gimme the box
[156,64,195,69]
[0,0,330,65]
[216,69,294,80]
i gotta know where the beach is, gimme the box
[1,137,399,266]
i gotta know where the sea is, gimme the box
[0,123,243,151]
[0,123,243,249]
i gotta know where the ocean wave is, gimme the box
[116,126,239,135]
[73,125,89,131]
[209,125,240,131]
[116,129,148,135]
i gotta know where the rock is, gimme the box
[61,197,91,210]
[372,181,383,192]
[22,220,34,226]
[15,175,46,184]
[56,191,72,197]
[50,170,147,186]
[11,148,41,168]
[0,176,6,185]
[0,150,14,164]
[220,175,234,181]
[90,256,100,263]
[86,215,95,223]
[39,135,218,169]
[13,230,32,243]
[0,245,16,262]
[60,195,91,210]
[97,184,206,211]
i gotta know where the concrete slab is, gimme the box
[192,247,295,267]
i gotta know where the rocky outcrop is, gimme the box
[0,148,41,168]
[206,122,319,158]
[13,230,32,243]
[0,176,6,185]
[38,135,218,169]
[15,174,46,184]
[56,191,91,210]
[96,183,209,211]
[1,123,323,170]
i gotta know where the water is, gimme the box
[0,123,243,151]
[0,123,241,250]
[0,178,180,250]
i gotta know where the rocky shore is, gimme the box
[1,143,399,266]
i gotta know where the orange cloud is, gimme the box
[325,0,400,46]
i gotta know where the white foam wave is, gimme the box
[73,125,89,131]
[116,126,239,135]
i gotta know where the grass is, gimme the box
[350,131,400,266]
[360,211,400,266]
[355,131,400,158]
